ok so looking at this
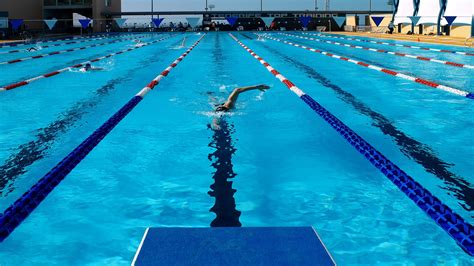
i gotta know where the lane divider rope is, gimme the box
[303,32,474,57]
[0,33,126,49]
[282,33,474,69]
[0,34,176,92]
[0,34,154,65]
[229,33,474,256]
[0,33,206,242]
[259,34,473,99]
[0,33,149,55]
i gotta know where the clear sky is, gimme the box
[122,0,392,12]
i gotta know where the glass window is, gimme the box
[44,0,57,6]
[72,0,84,5]
[105,0,112,7]
[57,0,70,5]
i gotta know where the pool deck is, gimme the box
[330,32,473,47]
[0,40,23,44]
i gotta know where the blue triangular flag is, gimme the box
[186,17,200,28]
[79,19,91,29]
[333,17,346,28]
[444,16,456,26]
[44,19,57,30]
[299,16,312,27]
[10,19,23,30]
[114,18,127,28]
[152,18,164,27]
[261,17,274,27]
[408,16,421,25]
[371,16,384,27]
[226,17,238,26]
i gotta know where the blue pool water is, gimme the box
[0,32,473,265]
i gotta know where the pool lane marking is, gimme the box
[229,33,474,256]
[0,33,113,49]
[0,33,128,49]
[0,33,150,55]
[132,228,150,266]
[281,33,474,70]
[302,32,474,57]
[0,34,176,92]
[259,34,473,99]
[0,34,206,242]
[0,35,153,65]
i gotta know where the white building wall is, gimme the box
[417,0,445,25]
[394,0,415,24]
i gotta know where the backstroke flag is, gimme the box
[371,16,384,27]
[114,18,127,28]
[408,16,421,25]
[333,17,346,28]
[10,19,23,30]
[443,16,456,26]
[261,17,274,27]
[79,19,91,29]
[299,16,312,27]
[152,18,164,27]
[226,17,238,26]
[44,19,57,30]
[186,17,200,28]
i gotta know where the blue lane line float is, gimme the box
[0,34,206,242]
[228,33,474,256]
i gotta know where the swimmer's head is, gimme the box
[215,105,229,112]
[85,63,91,70]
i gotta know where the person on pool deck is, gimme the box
[215,84,270,112]
[82,63,103,72]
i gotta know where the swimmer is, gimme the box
[81,63,103,72]
[211,84,269,130]
[180,37,187,47]
[134,39,146,47]
[215,84,270,112]
[26,46,39,52]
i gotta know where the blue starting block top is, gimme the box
[132,227,336,266]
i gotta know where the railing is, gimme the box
[356,26,371,32]
[344,25,355,32]
[316,26,327,32]
[43,0,92,7]
[465,37,473,47]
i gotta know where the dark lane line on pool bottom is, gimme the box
[208,33,242,227]
[0,38,186,197]
[257,42,474,215]
[208,120,242,227]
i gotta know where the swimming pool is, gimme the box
[0,31,473,264]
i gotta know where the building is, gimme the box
[391,0,472,38]
[0,0,121,32]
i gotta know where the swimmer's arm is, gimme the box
[224,84,270,108]
[235,84,270,93]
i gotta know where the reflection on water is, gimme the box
[207,118,242,227]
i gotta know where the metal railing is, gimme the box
[43,0,92,7]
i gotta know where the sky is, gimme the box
[122,0,392,12]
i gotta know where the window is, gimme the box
[105,0,112,7]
